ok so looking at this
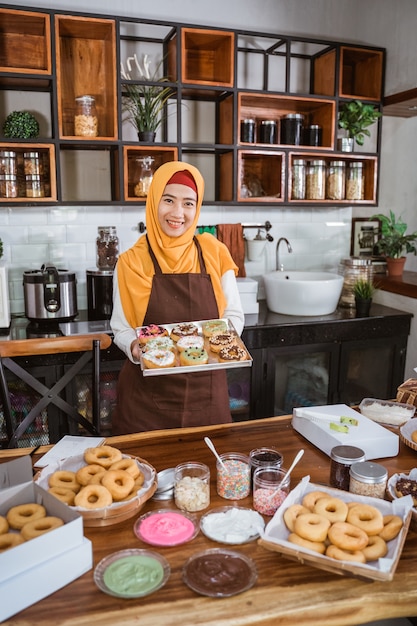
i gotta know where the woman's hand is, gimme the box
[130,339,142,361]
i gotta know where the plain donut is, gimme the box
[48,487,76,505]
[49,470,81,493]
[314,497,348,524]
[109,458,140,479]
[101,469,135,501]
[379,515,403,541]
[347,504,384,536]
[362,535,388,561]
[21,516,64,540]
[294,513,330,543]
[7,503,46,530]
[0,533,25,551]
[0,515,9,535]
[84,445,122,468]
[283,504,310,532]
[302,490,329,511]
[288,532,326,554]
[326,544,366,563]
[76,464,107,486]
[74,484,113,509]
[328,521,369,551]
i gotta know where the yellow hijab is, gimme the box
[117,161,238,327]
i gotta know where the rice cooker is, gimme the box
[23,264,78,322]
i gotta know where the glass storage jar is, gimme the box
[240,118,255,143]
[0,174,17,198]
[302,124,322,146]
[0,150,17,175]
[280,113,304,145]
[306,159,326,200]
[217,452,251,500]
[259,120,277,144]
[174,461,210,512]
[329,445,366,491]
[346,161,365,200]
[134,156,155,198]
[253,466,290,516]
[291,159,306,200]
[349,461,388,499]
[338,257,373,308]
[74,95,98,137]
[326,160,346,200]
[23,151,41,176]
[96,226,119,270]
[25,175,44,198]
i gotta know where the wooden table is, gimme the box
[2,415,417,626]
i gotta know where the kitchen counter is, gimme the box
[377,270,417,299]
[1,415,417,626]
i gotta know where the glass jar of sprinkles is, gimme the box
[216,452,250,500]
[349,461,388,499]
[174,462,210,512]
[253,466,290,516]
[329,445,365,491]
[249,447,283,479]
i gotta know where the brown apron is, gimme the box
[112,237,232,434]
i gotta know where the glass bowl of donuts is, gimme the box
[35,445,157,527]
[258,476,413,581]
[136,318,252,377]
[387,468,417,531]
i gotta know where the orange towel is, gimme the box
[216,223,246,277]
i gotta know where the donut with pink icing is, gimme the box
[137,324,168,345]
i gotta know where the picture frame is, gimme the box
[350,217,381,257]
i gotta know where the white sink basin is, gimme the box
[263,271,344,316]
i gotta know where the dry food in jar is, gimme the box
[24,151,42,176]
[252,466,290,516]
[326,160,345,200]
[0,174,17,198]
[291,159,306,200]
[349,461,388,499]
[306,160,326,200]
[174,462,210,512]
[74,95,98,137]
[217,453,250,500]
[96,226,119,270]
[0,151,16,175]
[346,162,364,200]
[329,445,365,490]
[25,175,44,198]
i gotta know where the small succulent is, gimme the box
[353,278,376,300]
[3,110,39,139]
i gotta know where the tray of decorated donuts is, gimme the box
[136,318,252,376]
[258,476,413,581]
[35,445,157,527]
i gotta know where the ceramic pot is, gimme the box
[386,256,406,277]
[138,131,156,142]
[355,297,372,318]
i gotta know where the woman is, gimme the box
[111,160,244,434]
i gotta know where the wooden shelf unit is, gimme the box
[0,5,385,207]
[0,142,56,202]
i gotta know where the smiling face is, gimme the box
[157,183,198,237]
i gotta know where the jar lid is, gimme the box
[284,113,305,120]
[309,160,326,166]
[241,118,255,124]
[341,256,373,267]
[306,124,321,129]
[0,151,16,157]
[260,119,277,125]
[75,95,95,102]
[329,161,346,167]
[349,461,388,484]
[349,161,364,168]
[0,174,17,180]
[293,159,306,165]
[330,445,366,464]
[23,152,40,158]
[25,175,41,180]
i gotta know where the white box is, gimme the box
[237,277,258,294]
[292,403,399,459]
[0,456,92,622]
[237,277,259,314]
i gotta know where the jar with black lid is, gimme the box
[280,113,304,145]
[240,118,255,143]
[329,445,365,491]
[302,124,322,147]
[259,120,277,144]
[349,461,388,499]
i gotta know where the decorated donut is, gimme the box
[218,344,247,362]
[74,484,113,509]
[327,521,369,551]
[21,516,64,541]
[179,346,209,366]
[49,470,81,493]
[202,319,227,338]
[7,503,46,530]
[314,497,348,524]
[294,513,330,543]
[84,445,123,468]
[137,324,168,345]
[101,469,135,501]
[143,336,175,352]
[176,335,204,352]
[170,322,199,342]
[143,348,176,369]
[0,533,25,552]
[208,332,236,353]
[346,504,384,536]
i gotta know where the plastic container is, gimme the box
[306,159,326,200]
[329,445,366,491]
[346,161,364,200]
[174,461,210,512]
[280,113,304,145]
[240,118,255,143]
[217,452,250,500]
[252,467,290,516]
[259,120,277,144]
[291,159,306,200]
[74,95,98,137]
[359,398,415,426]
[326,160,346,200]
[338,257,374,308]
[96,226,119,270]
[249,447,283,478]
[349,461,388,499]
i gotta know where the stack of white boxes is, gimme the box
[237,277,259,315]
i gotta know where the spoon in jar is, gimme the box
[204,436,228,472]
[269,448,304,499]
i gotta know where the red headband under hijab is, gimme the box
[166,169,198,193]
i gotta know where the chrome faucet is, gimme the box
[276,237,293,271]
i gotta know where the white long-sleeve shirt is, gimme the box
[111,268,244,363]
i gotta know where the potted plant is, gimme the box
[3,110,39,139]
[353,277,376,317]
[371,210,417,276]
[338,100,381,152]
[122,55,174,142]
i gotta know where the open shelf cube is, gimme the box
[0,142,56,202]
[55,15,117,139]
[123,146,178,201]
[237,150,285,202]
[0,8,51,75]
